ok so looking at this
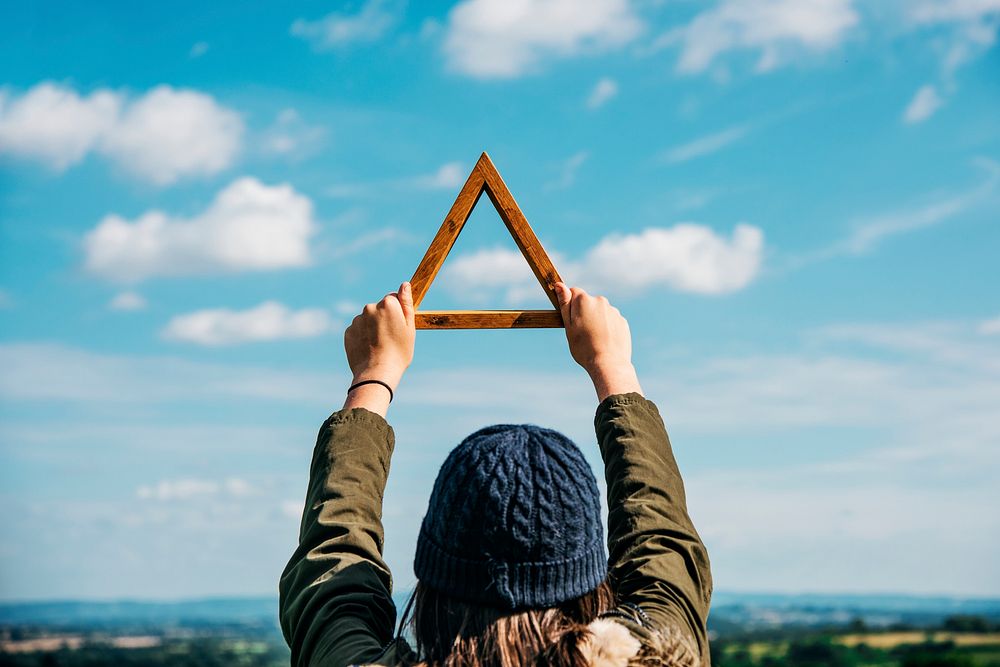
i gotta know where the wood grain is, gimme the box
[415,310,564,329]
[476,153,563,309]
[409,166,486,308]
[408,152,566,329]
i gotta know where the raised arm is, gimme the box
[279,283,416,667]
[554,283,713,664]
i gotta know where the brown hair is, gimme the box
[398,580,616,667]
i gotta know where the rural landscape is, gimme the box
[2,594,998,666]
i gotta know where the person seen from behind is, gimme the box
[279,281,713,666]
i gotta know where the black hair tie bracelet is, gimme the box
[348,379,393,403]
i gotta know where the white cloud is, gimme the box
[442,223,764,301]
[443,0,642,78]
[100,86,243,185]
[586,77,618,109]
[980,316,1000,335]
[137,477,253,501]
[162,301,334,346]
[109,291,147,311]
[0,83,121,170]
[259,108,326,158]
[903,84,944,123]
[412,161,466,190]
[584,224,764,295]
[545,151,588,190]
[291,0,398,49]
[84,177,316,282]
[661,125,749,163]
[0,82,243,184]
[659,0,859,75]
[441,247,565,304]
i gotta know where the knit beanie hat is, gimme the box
[413,424,607,610]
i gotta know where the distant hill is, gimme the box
[711,592,1000,614]
[0,597,278,627]
[2,592,998,629]
[708,592,1000,633]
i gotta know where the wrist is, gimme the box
[343,381,392,417]
[351,364,405,391]
[586,362,642,402]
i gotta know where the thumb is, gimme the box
[398,281,415,324]
[554,282,572,317]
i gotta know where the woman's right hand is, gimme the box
[553,282,643,401]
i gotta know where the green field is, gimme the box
[714,631,1000,666]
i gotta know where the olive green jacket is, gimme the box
[279,393,712,666]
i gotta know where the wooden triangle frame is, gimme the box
[409,152,565,330]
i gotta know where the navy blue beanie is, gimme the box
[413,424,607,610]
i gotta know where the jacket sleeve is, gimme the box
[279,407,398,667]
[595,392,713,664]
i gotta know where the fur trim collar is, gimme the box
[582,619,700,667]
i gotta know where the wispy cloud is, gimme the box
[330,227,411,258]
[903,84,944,123]
[137,477,253,501]
[5,314,999,595]
[325,161,468,198]
[787,157,1000,267]
[108,291,147,311]
[586,77,618,109]
[544,151,589,190]
[901,1,1000,122]
[411,161,466,190]
[189,41,209,58]
[654,0,859,75]
[660,125,749,164]
[259,108,326,158]
[291,0,399,50]
[979,316,1000,335]
[0,343,335,405]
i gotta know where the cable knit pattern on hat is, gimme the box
[414,424,607,609]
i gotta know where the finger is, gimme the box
[398,281,415,325]
[379,294,403,321]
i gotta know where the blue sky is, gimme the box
[1,0,999,601]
